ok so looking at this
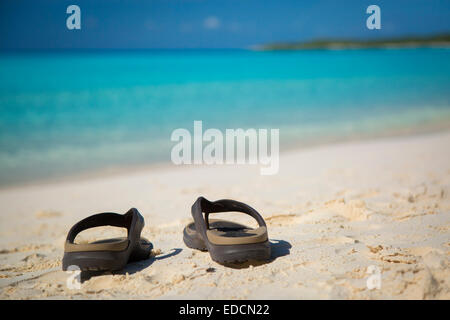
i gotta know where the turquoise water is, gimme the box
[0,48,449,185]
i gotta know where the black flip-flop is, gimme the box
[183,197,271,263]
[62,208,152,271]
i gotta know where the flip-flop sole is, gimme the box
[183,220,270,264]
[62,238,152,271]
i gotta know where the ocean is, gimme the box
[0,48,449,186]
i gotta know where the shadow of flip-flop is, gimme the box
[270,239,292,259]
[120,247,182,275]
[80,247,182,281]
[221,239,292,269]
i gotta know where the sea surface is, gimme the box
[0,48,449,186]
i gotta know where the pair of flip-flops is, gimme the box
[62,197,271,271]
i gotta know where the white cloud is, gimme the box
[204,16,220,29]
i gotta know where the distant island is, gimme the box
[255,34,450,51]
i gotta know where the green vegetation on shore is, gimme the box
[256,34,450,51]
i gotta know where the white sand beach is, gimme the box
[0,131,449,299]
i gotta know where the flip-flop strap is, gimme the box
[66,208,142,244]
[191,197,266,241]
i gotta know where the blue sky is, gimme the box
[1,0,449,49]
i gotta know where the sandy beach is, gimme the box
[0,131,449,300]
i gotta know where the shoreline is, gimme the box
[2,121,450,192]
[254,34,450,51]
[254,43,450,52]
